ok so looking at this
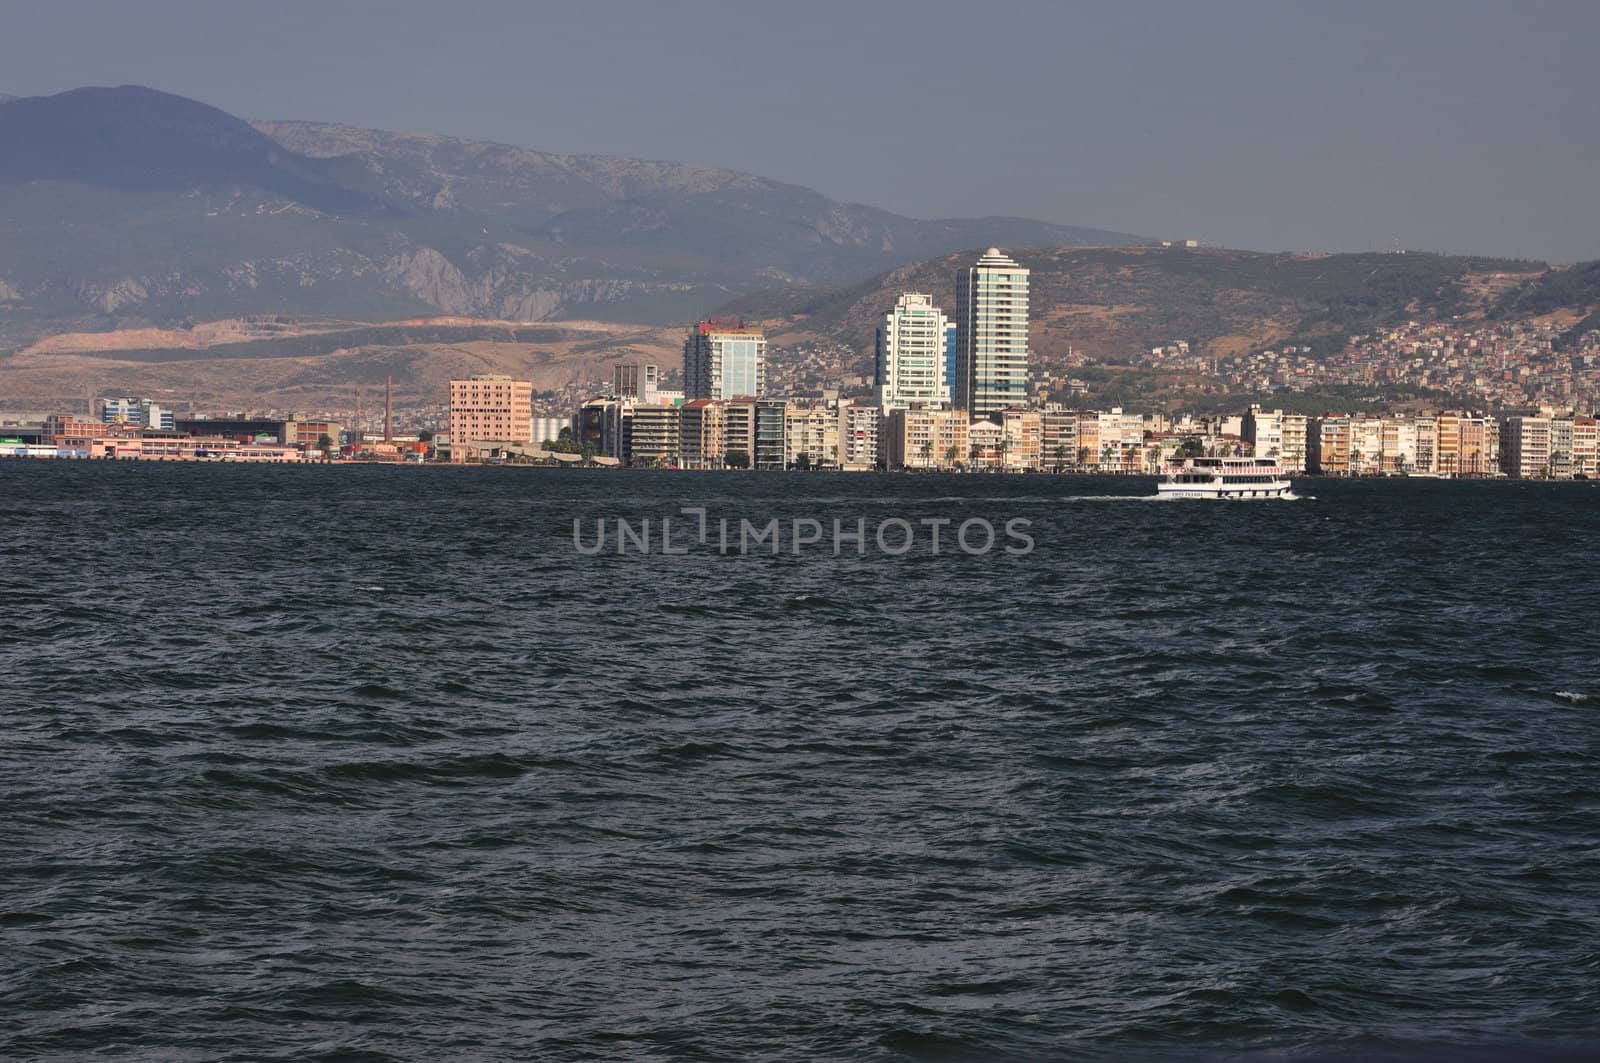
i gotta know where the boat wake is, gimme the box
[1063,494,1180,502]
[1064,492,1312,503]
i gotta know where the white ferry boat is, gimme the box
[1157,456,1293,500]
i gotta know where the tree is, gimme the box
[921,439,933,467]
[944,444,958,470]
[795,452,812,471]
[316,433,334,462]
[1052,443,1067,475]
[726,449,751,469]
[1077,446,1092,471]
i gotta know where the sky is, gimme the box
[3,0,1597,262]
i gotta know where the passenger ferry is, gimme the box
[1157,456,1293,499]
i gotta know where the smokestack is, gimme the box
[384,375,393,443]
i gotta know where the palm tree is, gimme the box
[1077,446,1091,472]
[944,444,958,470]
[921,439,933,467]
[1052,443,1067,475]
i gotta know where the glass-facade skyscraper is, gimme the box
[954,248,1030,419]
[684,320,767,400]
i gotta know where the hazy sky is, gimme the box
[4,0,1597,261]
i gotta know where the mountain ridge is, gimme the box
[0,85,1146,350]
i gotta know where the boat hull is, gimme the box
[1156,480,1294,500]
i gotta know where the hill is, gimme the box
[0,318,681,417]
[0,85,1144,351]
[717,245,1578,368]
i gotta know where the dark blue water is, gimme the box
[2,464,1598,1060]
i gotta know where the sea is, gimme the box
[1,462,1597,1061]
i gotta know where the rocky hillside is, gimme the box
[0,85,1143,350]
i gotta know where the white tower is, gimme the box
[954,248,1030,419]
[875,293,952,409]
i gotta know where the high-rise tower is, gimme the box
[684,319,766,400]
[954,248,1030,419]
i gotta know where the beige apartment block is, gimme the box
[1001,408,1042,471]
[884,405,969,470]
[449,376,532,462]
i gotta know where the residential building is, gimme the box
[629,404,681,467]
[448,376,533,463]
[1309,417,1352,475]
[1500,415,1553,478]
[839,402,880,471]
[680,399,726,470]
[1434,413,1497,476]
[883,405,970,470]
[1092,408,1145,473]
[1381,417,1421,473]
[684,319,766,400]
[1350,417,1384,476]
[967,419,1004,469]
[784,402,840,469]
[1075,412,1102,470]
[753,400,787,471]
[721,400,754,468]
[1242,405,1307,471]
[1041,407,1078,472]
[1573,417,1598,477]
[1001,408,1042,471]
[876,293,953,409]
[1549,417,1575,479]
[1412,416,1437,473]
[954,248,1030,419]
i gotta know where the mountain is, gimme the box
[716,245,1585,369]
[0,86,369,211]
[0,85,1145,349]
